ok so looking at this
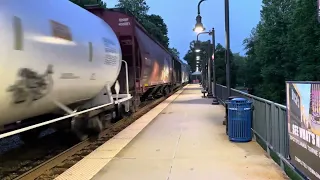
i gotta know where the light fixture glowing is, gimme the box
[193,15,205,33]
[193,26,204,33]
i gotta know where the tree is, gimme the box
[233,53,247,87]
[183,40,238,88]
[70,0,107,8]
[115,0,170,47]
[213,43,237,88]
[144,14,169,47]
[183,40,212,73]
[289,0,320,81]
[146,14,168,37]
[254,0,295,103]
[141,16,169,47]
[239,0,320,104]
[116,0,149,20]
[242,26,262,95]
[183,40,197,73]
[238,0,296,103]
[169,47,180,58]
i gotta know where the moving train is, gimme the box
[0,0,189,141]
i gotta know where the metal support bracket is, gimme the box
[51,98,75,115]
[122,60,130,97]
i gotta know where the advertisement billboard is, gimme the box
[287,82,320,179]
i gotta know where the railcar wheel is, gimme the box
[163,87,170,96]
[129,98,139,113]
[111,104,124,123]
[87,116,104,135]
[71,116,88,141]
[162,87,167,96]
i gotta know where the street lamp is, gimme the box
[193,15,205,33]
[193,0,206,33]
[194,30,219,105]
[193,0,231,98]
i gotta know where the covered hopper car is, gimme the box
[86,7,187,107]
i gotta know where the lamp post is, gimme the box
[225,0,231,97]
[201,51,207,89]
[193,0,231,98]
[211,28,219,105]
[196,33,212,98]
[195,30,219,104]
[195,39,208,91]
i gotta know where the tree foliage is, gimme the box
[70,0,107,8]
[183,40,237,88]
[116,0,149,20]
[213,44,237,88]
[115,0,171,49]
[183,40,209,73]
[169,47,180,58]
[143,14,170,47]
[238,0,320,104]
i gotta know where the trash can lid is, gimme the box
[230,97,247,101]
[228,96,239,100]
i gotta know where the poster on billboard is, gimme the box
[287,81,320,179]
[318,0,320,23]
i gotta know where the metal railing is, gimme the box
[215,84,292,170]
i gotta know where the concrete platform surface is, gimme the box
[56,84,288,180]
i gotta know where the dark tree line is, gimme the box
[185,0,320,104]
[242,0,320,104]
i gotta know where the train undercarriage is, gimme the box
[0,80,183,144]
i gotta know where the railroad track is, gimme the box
[0,87,181,180]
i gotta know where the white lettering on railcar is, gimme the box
[103,38,118,66]
[118,18,130,26]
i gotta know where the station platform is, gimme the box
[56,84,288,180]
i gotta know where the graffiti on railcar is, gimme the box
[7,65,54,104]
[161,57,170,83]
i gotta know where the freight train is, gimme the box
[0,0,189,141]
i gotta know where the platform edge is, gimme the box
[54,85,189,180]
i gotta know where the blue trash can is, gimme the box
[227,98,252,142]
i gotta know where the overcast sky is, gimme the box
[103,0,262,59]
